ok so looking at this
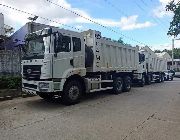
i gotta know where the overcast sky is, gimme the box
[0,0,180,50]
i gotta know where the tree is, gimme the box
[118,37,125,45]
[166,1,180,37]
[154,50,161,53]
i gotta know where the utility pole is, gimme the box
[172,38,174,70]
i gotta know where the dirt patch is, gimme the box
[0,89,21,98]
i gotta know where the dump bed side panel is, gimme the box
[84,30,139,72]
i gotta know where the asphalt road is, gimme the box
[0,79,180,140]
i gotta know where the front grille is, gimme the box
[23,83,37,89]
[23,65,41,80]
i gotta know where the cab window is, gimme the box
[72,37,81,52]
[56,36,71,53]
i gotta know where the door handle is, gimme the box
[70,59,74,66]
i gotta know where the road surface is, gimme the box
[0,79,180,140]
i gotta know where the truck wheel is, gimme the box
[170,77,173,81]
[123,76,132,92]
[62,80,82,105]
[146,75,151,85]
[161,75,164,82]
[156,75,162,83]
[113,77,123,94]
[38,93,54,100]
[139,75,145,87]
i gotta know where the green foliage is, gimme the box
[166,1,180,36]
[0,76,21,89]
[154,50,161,53]
[155,48,180,59]
[118,37,125,45]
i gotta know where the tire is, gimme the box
[146,75,151,85]
[170,77,173,81]
[123,76,132,92]
[156,74,162,83]
[113,77,123,94]
[161,75,164,82]
[62,80,82,105]
[139,75,145,87]
[38,93,54,100]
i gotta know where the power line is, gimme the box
[138,0,168,30]
[133,0,167,32]
[46,0,147,46]
[103,0,128,17]
[0,3,83,32]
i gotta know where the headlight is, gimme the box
[39,82,49,89]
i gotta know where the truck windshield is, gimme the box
[23,36,50,59]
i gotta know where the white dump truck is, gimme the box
[22,26,146,104]
[137,46,168,86]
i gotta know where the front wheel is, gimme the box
[62,80,82,105]
[113,77,123,94]
[123,76,132,92]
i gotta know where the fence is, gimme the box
[0,49,21,75]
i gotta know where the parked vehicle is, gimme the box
[164,70,174,81]
[136,47,169,85]
[21,25,169,105]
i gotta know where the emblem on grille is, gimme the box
[27,69,32,74]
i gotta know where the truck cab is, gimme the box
[22,28,86,102]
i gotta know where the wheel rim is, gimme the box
[116,80,123,91]
[68,86,80,100]
[126,78,131,89]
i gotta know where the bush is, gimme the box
[0,76,21,89]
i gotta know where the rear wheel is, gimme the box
[170,77,174,81]
[113,77,123,94]
[146,74,151,85]
[62,80,82,105]
[139,75,145,87]
[123,76,132,92]
[156,74,162,83]
[161,74,164,82]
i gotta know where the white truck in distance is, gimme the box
[22,26,167,105]
[137,47,170,86]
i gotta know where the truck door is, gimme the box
[72,37,84,68]
[53,34,73,78]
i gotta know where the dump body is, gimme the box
[84,30,139,73]
[140,46,169,73]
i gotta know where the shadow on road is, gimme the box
[24,90,114,110]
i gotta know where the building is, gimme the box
[168,59,180,71]
[4,22,50,49]
[0,22,50,75]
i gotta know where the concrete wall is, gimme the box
[0,48,21,75]
[0,13,4,36]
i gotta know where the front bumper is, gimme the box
[22,79,60,94]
